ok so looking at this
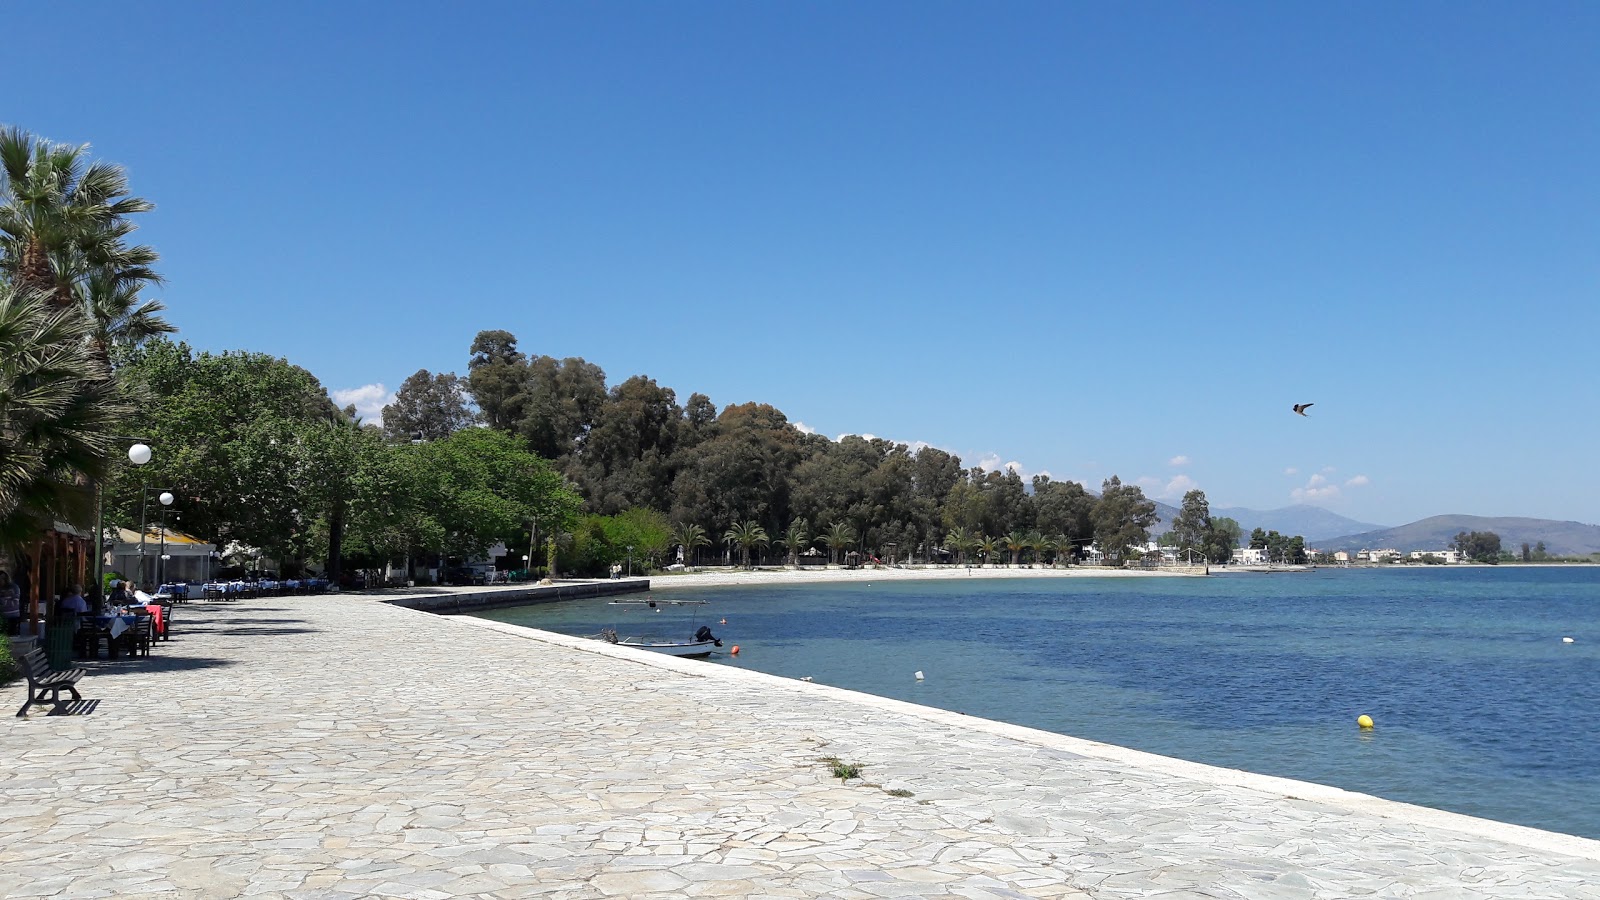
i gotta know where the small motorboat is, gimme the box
[595,625,722,659]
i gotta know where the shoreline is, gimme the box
[647,563,1205,590]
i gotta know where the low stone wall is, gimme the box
[382,578,650,614]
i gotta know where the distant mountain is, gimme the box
[1212,505,1388,543]
[1319,515,1600,557]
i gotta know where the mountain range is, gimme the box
[1144,504,1600,556]
[1147,503,1385,543]
[1317,516,1600,557]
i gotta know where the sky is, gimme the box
[7,2,1598,527]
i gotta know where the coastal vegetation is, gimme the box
[0,123,1247,580]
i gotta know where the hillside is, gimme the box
[1319,515,1600,556]
[1212,505,1387,543]
[1145,502,1384,542]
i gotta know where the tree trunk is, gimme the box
[326,497,345,580]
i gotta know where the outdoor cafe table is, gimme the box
[80,613,138,659]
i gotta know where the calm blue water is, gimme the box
[479,567,1600,839]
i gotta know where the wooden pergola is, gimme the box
[14,522,92,636]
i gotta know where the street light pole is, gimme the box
[94,440,154,605]
[138,488,174,591]
[626,545,633,578]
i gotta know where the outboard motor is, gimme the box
[695,625,722,647]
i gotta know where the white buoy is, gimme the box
[1563,637,1575,644]
[914,671,924,680]
[800,676,813,682]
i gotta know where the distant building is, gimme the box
[1357,548,1402,562]
[1231,547,1267,564]
[1408,549,1462,564]
[1333,551,1352,563]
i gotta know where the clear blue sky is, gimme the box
[9,2,1597,527]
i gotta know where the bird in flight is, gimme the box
[1293,403,1313,416]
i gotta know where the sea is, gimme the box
[477,566,1600,840]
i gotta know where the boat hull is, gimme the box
[617,638,718,658]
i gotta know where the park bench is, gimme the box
[15,648,85,717]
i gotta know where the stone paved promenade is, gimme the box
[3,592,1598,899]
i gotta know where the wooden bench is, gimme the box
[15,648,85,717]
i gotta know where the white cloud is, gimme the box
[1138,474,1199,500]
[1291,472,1340,502]
[1345,474,1370,487]
[1284,467,1299,476]
[976,453,1004,472]
[793,421,818,435]
[332,383,395,425]
[1169,455,1190,467]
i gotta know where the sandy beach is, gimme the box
[647,563,1205,590]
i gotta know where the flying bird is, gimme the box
[1293,403,1313,416]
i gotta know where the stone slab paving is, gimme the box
[2,594,1597,899]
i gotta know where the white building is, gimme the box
[1231,547,1267,564]
[106,526,216,588]
[1408,549,1462,564]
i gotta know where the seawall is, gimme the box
[379,577,650,614]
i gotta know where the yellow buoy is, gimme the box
[1357,714,1374,729]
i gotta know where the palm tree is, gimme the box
[820,521,857,566]
[1027,531,1051,567]
[0,126,160,312]
[77,266,174,356]
[777,516,811,567]
[1003,531,1029,567]
[723,521,769,569]
[977,535,999,568]
[0,283,125,548]
[944,525,971,565]
[669,522,710,570]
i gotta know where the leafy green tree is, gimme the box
[724,521,769,568]
[1168,490,1212,557]
[520,355,607,462]
[412,427,582,563]
[381,369,477,442]
[466,329,527,432]
[1034,477,1095,557]
[670,402,801,535]
[1452,530,1502,564]
[107,338,342,560]
[570,375,682,515]
[0,283,125,547]
[1204,516,1242,564]
[1091,476,1159,563]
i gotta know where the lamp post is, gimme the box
[138,488,174,591]
[520,554,529,582]
[93,440,155,605]
[626,545,633,578]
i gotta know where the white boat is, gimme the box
[607,597,708,606]
[595,626,722,658]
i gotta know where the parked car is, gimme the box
[440,565,486,586]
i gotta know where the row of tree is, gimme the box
[2,123,1289,582]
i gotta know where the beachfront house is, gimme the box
[1231,547,1267,564]
[1408,549,1462,564]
